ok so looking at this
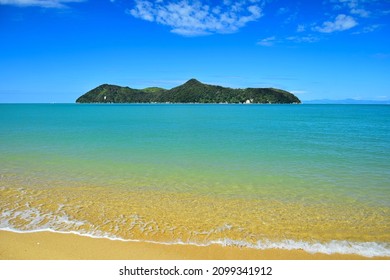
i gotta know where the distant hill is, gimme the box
[76,79,301,104]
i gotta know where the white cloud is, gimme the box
[0,0,84,8]
[314,14,357,33]
[286,35,319,43]
[338,0,358,8]
[257,36,276,46]
[353,24,381,34]
[350,8,369,17]
[332,0,371,17]
[129,0,264,36]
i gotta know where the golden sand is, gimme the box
[1,231,387,260]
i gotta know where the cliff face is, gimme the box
[76,79,301,104]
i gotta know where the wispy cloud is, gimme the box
[293,0,388,38]
[353,24,381,34]
[277,7,289,15]
[372,53,390,60]
[336,0,369,16]
[128,0,264,36]
[350,8,369,18]
[330,0,378,18]
[314,14,357,33]
[0,0,84,8]
[296,24,305,32]
[286,35,319,43]
[257,36,276,46]
[256,34,319,47]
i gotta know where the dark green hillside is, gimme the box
[76,84,157,103]
[142,87,167,94]
[76,79,301,104]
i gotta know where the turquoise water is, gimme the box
[1,104,390,257]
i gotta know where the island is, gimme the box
[76,79,301,104]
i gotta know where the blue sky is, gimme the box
[0,0,389,102]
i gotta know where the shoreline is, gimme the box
[1,230,388,260]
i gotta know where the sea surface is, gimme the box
[1,104,389,257]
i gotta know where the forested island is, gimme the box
[76,79,301,104]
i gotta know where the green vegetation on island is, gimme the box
[76,79,301,104]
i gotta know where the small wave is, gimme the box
[0,207,86,231]
[1,201,389,258]
[1,227,389,258]
[213,238,390,258]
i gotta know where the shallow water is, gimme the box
[1,104,389,257]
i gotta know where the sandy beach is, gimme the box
[1,230,387,260]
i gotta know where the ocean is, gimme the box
[1,104,389,257]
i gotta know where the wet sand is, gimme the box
[1,230,387,260]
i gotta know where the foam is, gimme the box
[1,227,389,258]
[213,238,390,258]
[0,206,86,232]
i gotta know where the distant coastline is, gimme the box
[303,99,390,104]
